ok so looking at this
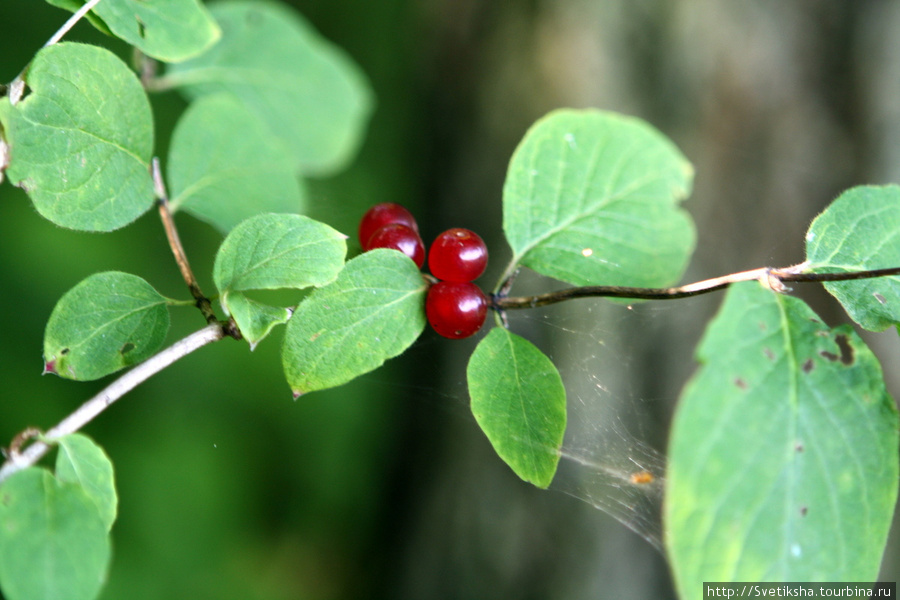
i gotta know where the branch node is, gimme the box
[762,269,791,294]
[222,317,243,341]
[6,427,43,460]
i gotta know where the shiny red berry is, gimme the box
[426,281,488,339]
[358,203,418,249]
[366,223,426,268]
[428,228,488,282]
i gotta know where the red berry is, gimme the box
[366,223,426,268]
[428,228,488,282]
[358,203,418,249]
[426,281,488,339]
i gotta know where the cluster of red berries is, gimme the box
[358,203,489,339]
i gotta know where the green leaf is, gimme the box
[221,291,291,350]
[467,328,567,488]
[806,185,900,331]
[0,468,111,600]
[44,272,170,381]
[213,213,346,294]
[55,434,118,533]
[503,109,695,287]
[666,282,898,592]
[282,249,427,395]
[0,43,154,231]
[163,0,373,175]
[168,93,306,232]
[47,0,220,62]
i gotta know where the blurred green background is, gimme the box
[1,1,899,598]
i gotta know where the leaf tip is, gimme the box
[291,389,303,400]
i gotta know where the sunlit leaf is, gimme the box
[0,468,110,600]
[163,0,373,175]
[168,93,306,232]
[47,0,219,62]
[666,282,898,593]
[0,43,154,231]
[503,109,694,287]
[44,272,170,381]
[55,434,118,533]
[806,184,900,331]
[467,327,566,488]
[282,249,427,395]
[213,213,346,294]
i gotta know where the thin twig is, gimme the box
[8,0,104,104]
[133,48,158,90]
[493,263,900,310]
[151,158,218,325]
[0,324,226,484]
[44,0,104,48]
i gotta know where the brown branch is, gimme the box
[493,263,900,310]
[151,158,218,325]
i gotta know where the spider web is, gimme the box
[376,268,713,555]
[495,282,711,552]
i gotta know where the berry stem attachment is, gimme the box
[152,158,218,325]
[492,262,900,310]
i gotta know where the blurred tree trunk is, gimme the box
[390,1,900,598]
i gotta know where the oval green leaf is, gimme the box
[168,93,306,232]
[163,0,373,175]
[44,272,170,381]
[0,468,111,600]
[806,185,900,331]
[0,43,154,231]
[220,291,291,350]
[213,213,346,294]
[503,109,695,287]
[666,282,899,593]
[467,328,567,488]
[47,0,220,62]
[282,249,427,395]
[55,434,118,533]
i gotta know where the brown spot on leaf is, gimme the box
[820,350,839,362]
[835,334,854,365]
[821,335,854,365]
[802,359,814,374]
[800,506,808,517]
[795,442,804,453]
[734,378,748,390]
[763,347,775,361]
[43,360,56,375]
